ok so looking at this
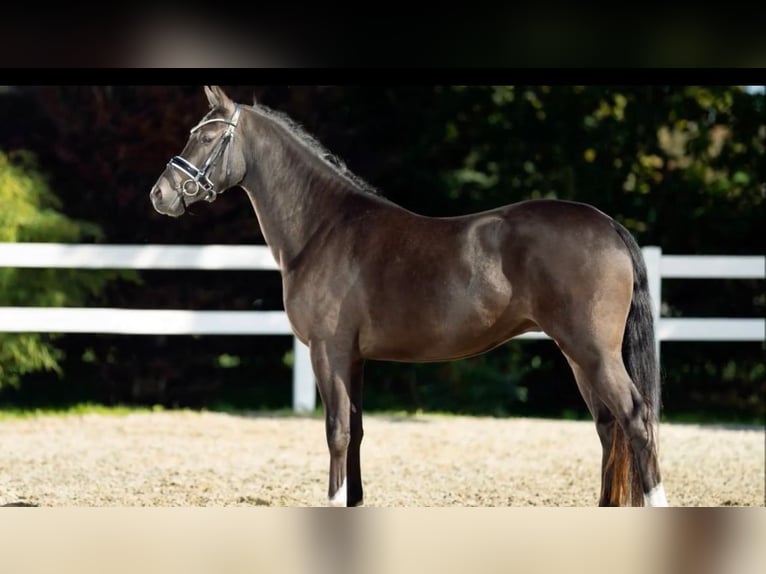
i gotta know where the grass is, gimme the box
[0,401,321,420]
[0,402,168,420]
[660,411,765,427]
[0,402,762,427]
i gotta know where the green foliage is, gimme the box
[367,348,533,416]
[0,150,122,389]
[0,151,97,242]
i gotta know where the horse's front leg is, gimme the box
[311,339,362,507]
[346,359,365,507]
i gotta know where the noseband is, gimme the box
[168,105,241,204]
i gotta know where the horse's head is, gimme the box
[151,85,247,217]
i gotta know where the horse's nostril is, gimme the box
[151,186,162,199]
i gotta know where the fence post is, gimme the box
[292,337,316,413]
[641,246,662,365]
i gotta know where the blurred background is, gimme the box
[0,85,763,423]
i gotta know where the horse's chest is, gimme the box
[281,271,354,341]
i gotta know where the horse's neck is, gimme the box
[240,145,355,271]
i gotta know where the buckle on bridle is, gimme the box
[182,178,201,197]
[181,178,216,202]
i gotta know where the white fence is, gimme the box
[0,243,316,411]
[0,243,764,413]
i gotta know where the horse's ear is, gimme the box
[204,85,234,111]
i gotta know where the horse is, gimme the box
[150,85,668,507]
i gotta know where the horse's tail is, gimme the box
[607,220,661,506]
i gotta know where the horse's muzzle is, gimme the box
[150,182,186,217]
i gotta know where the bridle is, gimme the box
[168,105,241,204]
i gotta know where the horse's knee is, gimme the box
[326,416,351,456]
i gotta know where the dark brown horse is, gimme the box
[150,85,667,507]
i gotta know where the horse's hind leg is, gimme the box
[564,347,665,506]
[565,359,619,506]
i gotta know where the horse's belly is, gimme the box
[362,323,526,362]
[360,292,527,362]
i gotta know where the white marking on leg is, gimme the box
[644,483,668,507]
[328,477,347,507]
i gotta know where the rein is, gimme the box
[168,105,241,204]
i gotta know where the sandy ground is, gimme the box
[0,411,763,507]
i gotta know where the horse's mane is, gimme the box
[245,100,381,197]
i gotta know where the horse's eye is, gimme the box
[201,134,213,144]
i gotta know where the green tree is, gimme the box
[0,150,120,388]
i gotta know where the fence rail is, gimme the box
[1,243,764,413]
